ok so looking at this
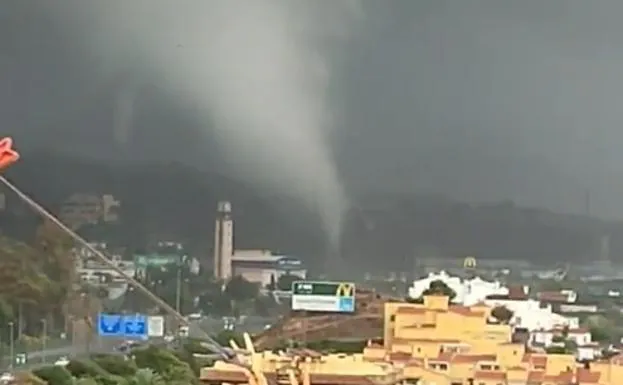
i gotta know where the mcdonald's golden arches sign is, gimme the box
[336,282,355,297]
[463,256,477,269]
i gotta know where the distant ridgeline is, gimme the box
[0,152,619,270]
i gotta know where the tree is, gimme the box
[32,365,74,385]
[422,280,456,300]
[491,306,514,324]
[276,274,303,291]
[589,325,611,342]
[225,276,258,302]
[129,369,166,385]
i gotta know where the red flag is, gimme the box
[0,137,19,171]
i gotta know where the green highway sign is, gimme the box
[291,281,355,312]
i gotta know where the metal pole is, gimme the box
[8,322,14,368]
[175,266,182,314]
[41,319,47,364]
[17,303,22,339]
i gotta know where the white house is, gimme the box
[408,271,508,305]
[485,296,579,332]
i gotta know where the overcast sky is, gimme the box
[3,1,623,219]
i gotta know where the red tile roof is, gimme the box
[508,285,528,299]
[537,291,568,302]
[310,374,377,385]
[451,354,497,364]
[544,368,600,384]
[527,371,544,382]
[201,370,248,383]
[387,352,411,362]
[522,353,547,367]
[395,307,425,314]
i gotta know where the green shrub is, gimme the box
[32,365,73,385]
[75,378,99,385]
[13,371,47,385]
[132,346,197,384]
[66,359,109,378]
[128,369,165,385]
[92,374,127,385]
[173,349,200,376]
[91,354,138,377]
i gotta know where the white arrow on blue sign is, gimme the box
[122,315,147,338]
[98,313,148,338]
[98,314,123,336]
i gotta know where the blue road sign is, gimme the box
[98,313,123,336]
[122,314,147,339]
[97,313,148,338]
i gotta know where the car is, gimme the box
[186,313,202,321]
[0,372,14,383]
[54,357,69,366]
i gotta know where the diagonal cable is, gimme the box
[0,175,230,357]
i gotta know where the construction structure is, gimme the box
[201,333,406,385]
[213,201,234,281]
[253,289,387,349]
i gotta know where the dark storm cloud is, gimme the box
[4,1,623,219]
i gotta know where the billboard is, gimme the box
[291,281,355,312]
[134,254,180,268]
[276,257,303,271]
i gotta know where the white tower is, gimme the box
[213,201,233,281]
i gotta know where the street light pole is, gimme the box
[175,264,182,314]
[175,250,186,315]
[8,322,14,369]
[41,319,47,364]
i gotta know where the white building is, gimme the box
[231,250,307,287]
[74,242,135,300]
[485,296,579,332]
[408,271,508,305]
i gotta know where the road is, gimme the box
[2,316,276,372]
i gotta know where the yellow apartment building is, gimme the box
[202,295,623,385]
[368,294,621,384]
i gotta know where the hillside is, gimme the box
[0,152,619,274]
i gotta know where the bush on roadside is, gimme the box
[32,365,73,385]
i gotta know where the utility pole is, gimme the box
[175,245,186,315]
[8,322,14,368]
[175,266,182,314]
[17,302,23,339]
[41,319,47,364]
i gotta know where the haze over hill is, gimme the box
[2,153,621,275]
[4,1,623,266]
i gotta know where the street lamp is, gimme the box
[40,319,47,364]
[175,255,187,314]
[8,322,14,368]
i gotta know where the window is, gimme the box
[438,363,448,370]
[390,315,396,322]
[480,365,492,370]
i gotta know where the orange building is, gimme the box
[366,294,620,384]
[201,295,623,385]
